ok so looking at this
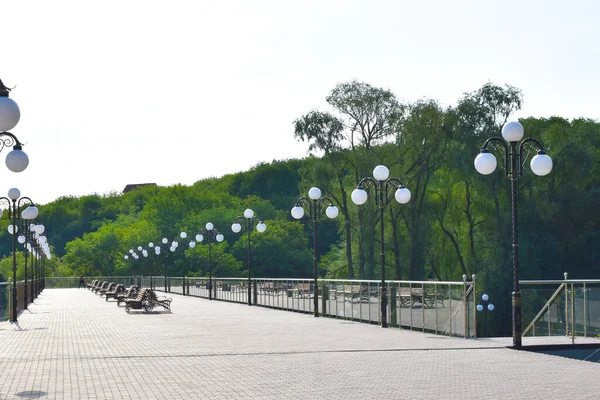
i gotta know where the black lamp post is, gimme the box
[19,220,44,304]
[291,188,339,317]
[30,223,42,300]
[0,189,38,322]
[0,79,30,175]
[0,81,32,322]
[196,223,224,300]
[168,231,196,295]
[232,209,266,306]
[475,120,553,349]
[351,165,411,328]
[476,293,495,337]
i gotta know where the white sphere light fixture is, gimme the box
[196,234,203,242]
[308,187,321,200]
[501,121,525,142]
[351,188,368,205]
[7,187,20,200]
[162,238,168,244]
[180,231,187,239]
[244,208,254,219]
[291,205,304,219]
[474,151,497,175]
[206,222,214,231]
[325,205,339,219]
[373,165,390,181]
[530,152,553,176]
[216,234,224,242]
[256,221,266,233]
[189,241,196,248]
[231,223,242,233]
[5,149,29,173]
[0,95,20,131]
[395,187,411,204]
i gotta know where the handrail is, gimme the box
[522,282,566,337]
[521,279,600,284]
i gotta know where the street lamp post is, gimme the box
[196,223,224,300]
[232,209,266,306]
[168,231,196,295]
[0,79,30,174]
[476,293,495,337]
[0,189,38,322]
[291,188,338,317]
[18,219,42,305]
[474,121,553,349]
[351,165,411,328]
[30,224,45,300]
[160,237,169,291]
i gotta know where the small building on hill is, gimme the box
[122,183,157,193]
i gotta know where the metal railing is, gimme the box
[1,279,44,320]
[144,276,475,338]
[521,275,600,342]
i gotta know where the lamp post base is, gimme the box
[381,286,388,328]
[512,291,522,349]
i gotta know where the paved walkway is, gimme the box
[0,289,598,399]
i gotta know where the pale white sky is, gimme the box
[2,0,598,205]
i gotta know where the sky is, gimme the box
[1,0,598,205]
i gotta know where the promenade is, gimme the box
[0,289,598,399]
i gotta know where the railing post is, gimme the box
[321,282,328,317]
[584,283,588,337]
[462,274,467,338]
[390,283,397,326]
[571,282,575,344]
[253,280,257,305]
[564,272,568,336]
[472,274,477,338]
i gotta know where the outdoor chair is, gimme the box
[99,282,116,297]
[116,285,140,306]
[93,281,109,294]
[105,284,125,301]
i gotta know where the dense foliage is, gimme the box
[0,81,598,336]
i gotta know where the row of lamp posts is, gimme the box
[126,211,269,305]
[125,222,227,300]
[290,121,552,350]
[0,79,37,323]
[115,120,551,349]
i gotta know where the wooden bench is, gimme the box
[146,290,173,313]
[124,289,150,313]
[116,286,139,306]
[331,285,371,303]
[398,287,445,308]
[99,282,116,297]
[291,283,312,298]
[89,280,102,292]
[124,289,172,313]
[261,282,283,295]
[86,279,98,290]
[105,284,125,301]
[93,281,109,294]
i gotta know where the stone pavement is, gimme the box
[0,289,598,400]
